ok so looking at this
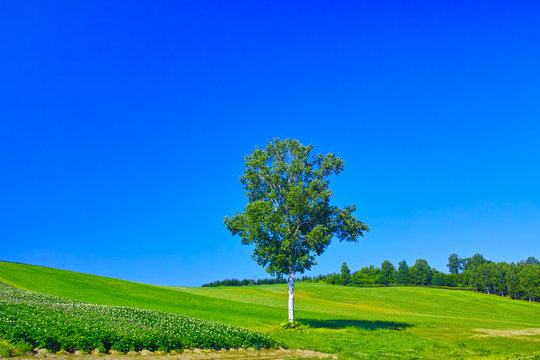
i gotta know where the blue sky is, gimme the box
[1,1,539,286]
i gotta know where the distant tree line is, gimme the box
[303,254,539,302]
[203,254,540,302]
[202,277,287,287]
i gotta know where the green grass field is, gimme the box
[1,261,539,359]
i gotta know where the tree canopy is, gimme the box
[447,253,462,274]
[341,262,352,285]
[224,138,369,277]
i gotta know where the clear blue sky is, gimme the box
[1,1,539,286]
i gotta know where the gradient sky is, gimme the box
[1,1,539,286]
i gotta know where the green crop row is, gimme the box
[0,282,276,353]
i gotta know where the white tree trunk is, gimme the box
[288,270,295,323]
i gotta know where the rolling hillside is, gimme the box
[1,261,539,359]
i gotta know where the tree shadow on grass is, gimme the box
[298,319,412,330]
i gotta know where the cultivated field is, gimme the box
[1,261,539,359]
[0,282,275,353]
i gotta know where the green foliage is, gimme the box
[396,260,411,285]
[340,262,351,285]
[202,277,287,287]
[0,342,10,358]
[0,283,276,353]
[224,138,368,277]
[350,265,380,286]
[447,253,462,274]
[410,259,433,285]
[459,255,540,301]
[463,253,488,271]
[519,264,540,301]
[380,260,396,285]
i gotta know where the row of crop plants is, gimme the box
[0,282,276,354]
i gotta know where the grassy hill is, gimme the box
[1,260,539,359]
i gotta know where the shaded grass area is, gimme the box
[298,319,412,330]
[1,261,540,360]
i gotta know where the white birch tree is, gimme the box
[224,138,369,323]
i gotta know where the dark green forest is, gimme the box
[203,254,540,302]
[202,277,287,287]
